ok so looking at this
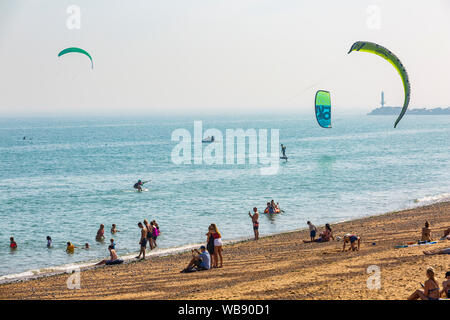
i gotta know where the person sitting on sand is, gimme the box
[441,228,450,240]
[421,221,432,242]
[211,223,223,268]
[303,224,334,243]
[96,224,105,242]
[111,224,120,234]
[181,246,211,273]
[66,241,77,253]
[10,237,17,249]
[441,271,450,298]
[46,236,52,248]
[249,207,259,240]
[136,222,147,260]
[307,221,317,242]
[408,267,440,300]
[423,247,450,255]
[342,234,361,252]
[96,245,124,266]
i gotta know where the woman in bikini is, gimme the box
[211,223,223,268]
[408,267,440,300]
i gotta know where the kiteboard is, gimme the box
[280,156,288,160]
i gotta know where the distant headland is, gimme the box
[368,106,450,115]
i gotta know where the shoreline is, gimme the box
[1,201,449,299]
[1,196,449,286]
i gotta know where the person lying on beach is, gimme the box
[441,228,450,240]
[303,224,334,243]
[111,224,120,234]
[136,222,147,260]
[248,207,259,240]
[96,224,105,242]
[408,267,440,300]
[66,242,77,253]
[342,234,361,251]
[421,221,432,242]
[181,246,211,273]
[423,247,450,255]
[307,221,317,242]
[10,237,17,249]
[46,236,52,248]
[96,245,124,266]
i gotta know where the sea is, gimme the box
[0,114,449,282]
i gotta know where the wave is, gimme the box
[414,192,450,205]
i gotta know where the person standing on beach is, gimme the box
[136,222,147,260]
[307,221,317,242]
[206,225,216,267]
[96,224,105,242]
[421,221,432,242]
[248,207,259,240]
[151,220,160,248]
[211,223,223,268]
[143,219,154,250]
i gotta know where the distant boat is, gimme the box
[202,136,215,143]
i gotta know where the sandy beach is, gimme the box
[1,202,449,300]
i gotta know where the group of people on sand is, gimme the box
[408,268,450,300]
[419,221,450,255]
[303,221,361,251]
[136,219,160,260]
[181,223,223,273]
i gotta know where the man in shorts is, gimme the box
[136,222,147,260]
[181,246,211,273]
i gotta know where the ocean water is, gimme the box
[0,114,449,280]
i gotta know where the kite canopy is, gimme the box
[348,41,410,128]
[58,47,93,69]
[315,90,332,128]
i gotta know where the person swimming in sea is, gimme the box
[46,236,52,248]
[96,224,105,242]
[111,224,120,234]
[248,207,259,240]
[10,237,17,250]
[66,241,77,253]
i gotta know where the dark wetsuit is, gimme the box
[207,234,215,256]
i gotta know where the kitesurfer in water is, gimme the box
[281,144,287,158]
[133,180,149,192]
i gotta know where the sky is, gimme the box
[0,0,450,117]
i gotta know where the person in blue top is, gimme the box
[181,246,211,273]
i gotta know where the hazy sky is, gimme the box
[1,0,450,116]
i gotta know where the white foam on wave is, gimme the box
[414,193,450,205]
